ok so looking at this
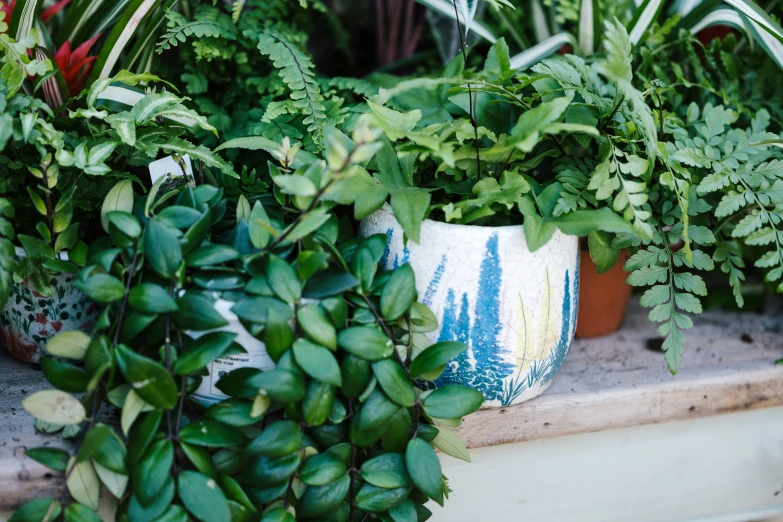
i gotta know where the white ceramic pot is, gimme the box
[360,205,580,407]
[191,299,275,406]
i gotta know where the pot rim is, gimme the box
[374,203,535,233]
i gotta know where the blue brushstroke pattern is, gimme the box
[422,255,447,307]
[380,228,393,269]
[541,271,572,385]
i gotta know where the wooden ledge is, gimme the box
[3,299,783,509]
[456,299,783,448]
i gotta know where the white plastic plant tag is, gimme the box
[148,154,195,186]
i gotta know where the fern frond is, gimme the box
[156,11,236,54]
[255,30,326,145]
[262,100,298,123]
[323,77,379,98]
[232,0,247,23]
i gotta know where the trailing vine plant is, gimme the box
[14,130,483,522]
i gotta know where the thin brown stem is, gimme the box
[601,95,625,133]
[113,251,140,346]
[360,294,409,374]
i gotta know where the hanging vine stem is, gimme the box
[451,0,481,178]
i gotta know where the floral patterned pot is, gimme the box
[0,249,99,363]
[360,205,579,408]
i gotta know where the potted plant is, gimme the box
[0,18,234,362]
[13,128,483,522]
[348,20,666,404]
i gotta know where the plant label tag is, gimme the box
[149,154,195,186]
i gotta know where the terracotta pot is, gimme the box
[1,249,100,363]
[575,249,631,339]
[360,204,579,407]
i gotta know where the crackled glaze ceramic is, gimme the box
[1,257,99,363]
[360,205,580,407]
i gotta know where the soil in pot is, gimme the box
[576,249,632,339]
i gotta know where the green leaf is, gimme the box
[300,452,346,486]
[273,175,317,197]
[203,399,257,427]
[372,359,415,407]
[380,264,416,321]
[133,438,174,506]
[179,420,247,447]
[410,341,467,378]
[302,380,335,427]
[67,458,100,510]
[64,502,103,522]
[303,268,360,298]
[25,447,69,472]
[74,273,126,303]
[588,230,620,274]
[355,389,400,432]
[186,245,241,267]
[296,475,350,519]
[422,385,483,419]
[431,426,471,462]
[128,283,177,314]
[101,180,134,233]
[389,190,430,244]
[247,420,303,457]
[9,498,61,522]
[293,339,342,386]
[355,484,410,512]
[296,304,337,349]
[174,332,239,375]
[144,219,183,279]
[116,345,178,409]
[249,201,272,249]
[245,452,301,488]
[266,255,301,303]
[46,330,91,359]
[178,470,230,522]
[41,357,89,393]
[360,453,411,489]
[337,326,394,361]
[22,390,85,425]
[246,369,305,403]
[405,438,443,505]
[173,292,230,331]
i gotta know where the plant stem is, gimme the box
[451,0,481,178]
[601,95,625,132]
[113,250,140,346]
[361,294,408,373]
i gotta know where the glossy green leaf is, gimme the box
[266,255,301,303]
[25,447,69,472]
[178,470,231,522]
[128,283,178,314]
[144,219,182,279]
[116,345,178,409]
[174,332,238,375]
[372,359,415,407]
[297,304,337,350]
[296,475,350,519]
[421,385,484,419]
[405,438,443,505]
[361,453,412,489]
[380,264,416,321]
[300,452,347,486]
[337,326,394,361]
[293,339,342,386]
[74,273,125,303]
[178,420,248,447]
[247,420,303,457]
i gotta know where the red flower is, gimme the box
[51,321,63,332]
[35,313,47,325]
[54,33,100,97]
[40,0,71,23]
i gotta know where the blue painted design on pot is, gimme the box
[364,204,579,407]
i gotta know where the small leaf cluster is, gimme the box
[15,131,482,522]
